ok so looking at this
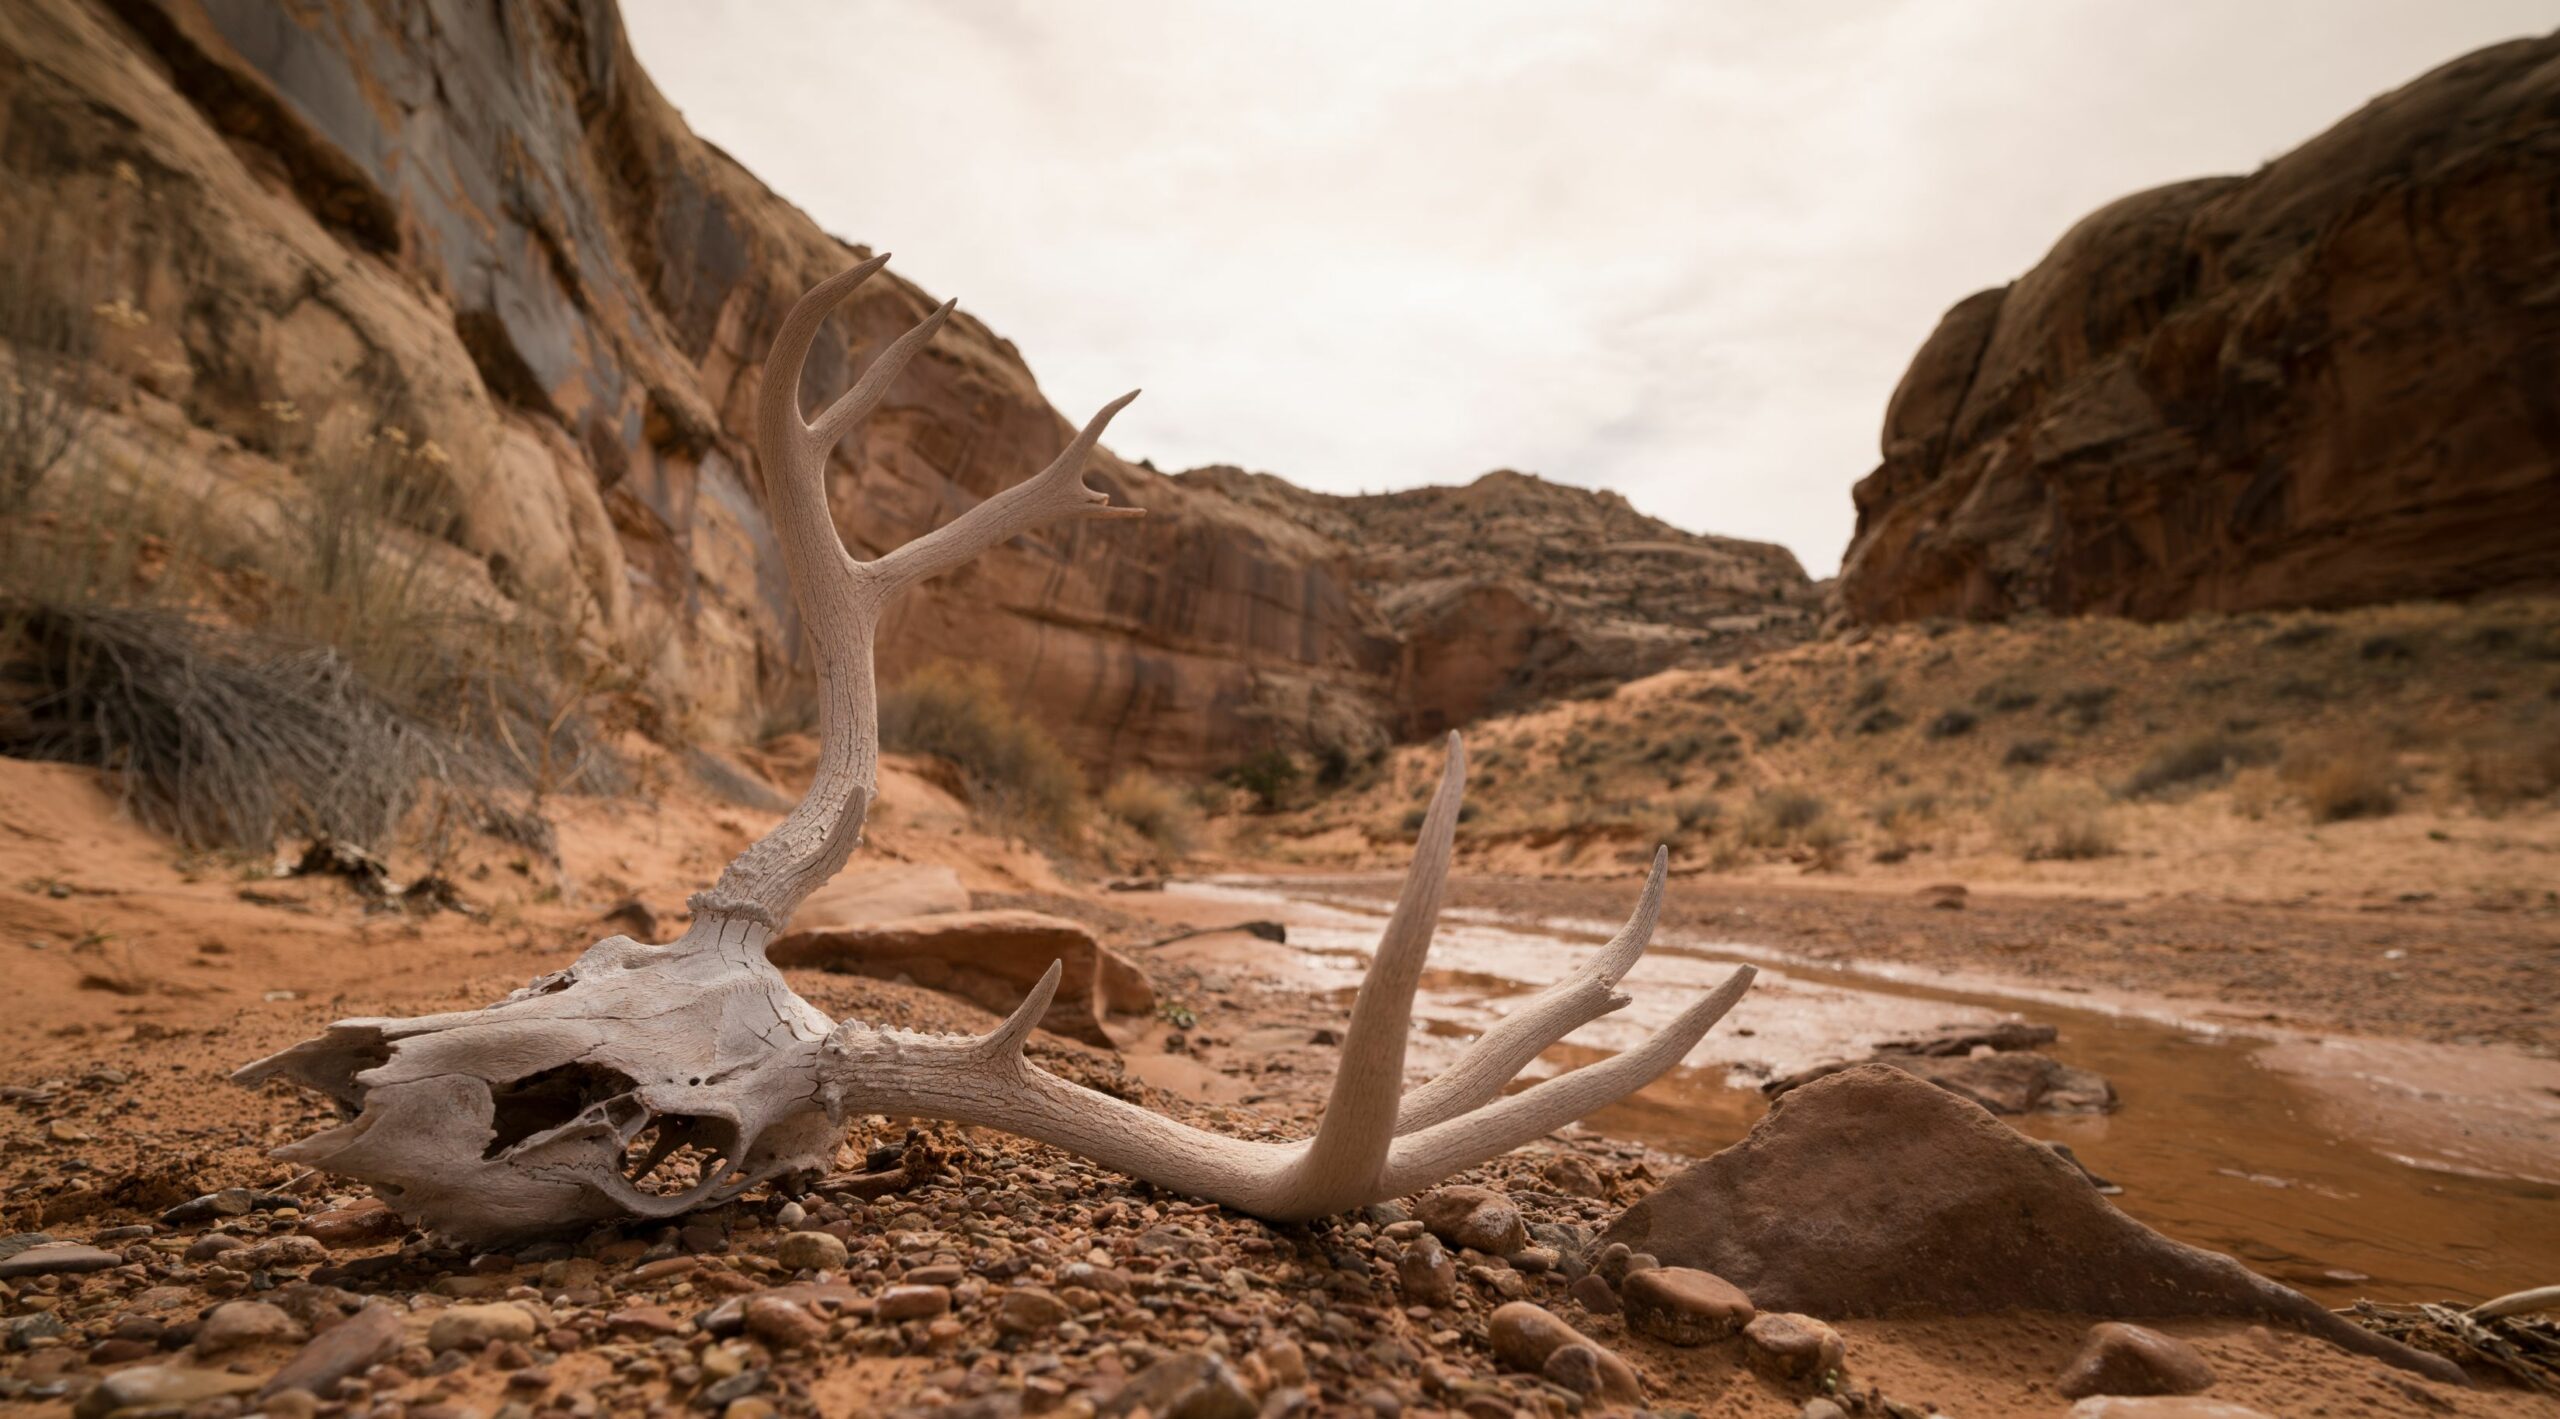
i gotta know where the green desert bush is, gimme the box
[880,661,1084,838]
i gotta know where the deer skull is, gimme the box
[236,259,1755,1246]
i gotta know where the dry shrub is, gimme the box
[1740,787,1829,848]
[2455,730,2560,814]
[880,661,1084,839]
[1997,784,2118,861]
[2122,732,2277,799]
[2285,736,2399,822]
[1101,771,1199,858]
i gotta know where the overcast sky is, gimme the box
[621,3,2551,576]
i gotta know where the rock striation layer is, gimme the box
[1840,33,2560,624]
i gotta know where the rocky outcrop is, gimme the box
[0,0,1397,777]
[1840,34,2560,624]
[1184,468,1818,733]
[1600,1066,2459,1382]
[767,908,1152,1047]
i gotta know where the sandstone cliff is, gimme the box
[1839,32,2560,624]
[1182,467,1816,735]
[0,0,1398,778]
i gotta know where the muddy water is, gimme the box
[1170,878,2560,1308]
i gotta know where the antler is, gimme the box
[693,255,1140,933]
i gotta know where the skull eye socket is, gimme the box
[621,1114,741,1197]
[482,1062,641,1160]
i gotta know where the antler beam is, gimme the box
[234,262,1754,1244]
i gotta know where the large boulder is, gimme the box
[785,864,970,934]
[1601,1066,2458,1383]
[1839,33,2560,624]
[769,909,1152,1047]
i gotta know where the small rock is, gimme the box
[1100,1351,1258,1419]
[877,1283,951,1320]
[606,1308,686,1338]
[1259,1339,1309,1387]
[2058,1393,2283,1403]
[1507,1245,1560,1274]
[774,1230,848,1272]
[1413,1186,1527,1256]
[161,1188,257,1224]
[1058,1261,1131,1295]
[1621,1266,1754,1346]
[427,1302,540,1352]
[773,1201,807,1230]
[1541,1155,1606,1197]
[260,1305,405,1398]
[194,1300,304,1356]
[1743,1312,1845,1379]
[1397,1235,1456,1307]
[298,1199,402,1248]
[5,1312,70,1351]
[1801,1401,1850,1419]
[996,1287,1071,1335]
[701,1366,768,1408]
[1567,1274,1620,1316]
[1485,1302,1642,1404]
[72,1364,260,1417]
[0,1241,119,1278]
[232,1234,329,1271]
[1541,1342,1618,1399]
[741,1296,827,1351]
[2057,1323,2217,1399]
[184,1233,247,1262]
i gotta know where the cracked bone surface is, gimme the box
[233,261,1756,1244]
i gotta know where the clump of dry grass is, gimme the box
[1101,771,1199,859]
[1740,786,1830,849]
[2122,731,2277,799]
[2455,729,2560,814]
[1996,784,2119,861]
[880,661,1084,839]
[2285,736,2400,822]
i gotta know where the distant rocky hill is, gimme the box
[1840,31,2560,624]
[1182,467,1817,735]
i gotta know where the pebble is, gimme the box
[1743,1312,1846,1379]
[0,1242,119,1278]
[1485,1302,1642,1404]
[2067,1402,2272,1419]
[1540,1154,1606,1197]
[774,1230,848,1272]
[1620,1266,1755,1345]
[878,1283,952,1320]
[71,1364,260,1417]
[2057,1323,2218,1399]
[1801,1401,1850,1419]
[262,1304,404,1398]
[184,1233,246,1262]
[741,1296,827,1350]
[1397,1235,1456,1307]
[298,1199,402,1247]
[1566,1274,1619,1316]
[427,1301,540,1352]
[1413,1186,1527,1256]
[996,1286,1072,1335]
[1059,1261,1132,1295]
[1100,1350,1258,1419]
[193,1299,304,1356]
[232,1234,329,1271]
[773,1201,807,1229]
[161,1188,256,1224]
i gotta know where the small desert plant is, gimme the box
[2454,729,2560,813]
[2003,738,2055,768]
[1740,787,1829,848]
[2285,737,2399,823]
[1101,771,1199,858]
[1229,748,1301,813]
[1850,707,1905,736]
[2121,732,2276,799]
[2053,684,2117,730]
[1672,794,1722,833]
[879,661,1084,838]
[1997,784,2119,861]
[1924,708,1977,740]
[1760,705,1806,744]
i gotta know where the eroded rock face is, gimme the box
[1840,34,2560,624]
[766,909,1152,1047]
[0,0,1397,775]
[1599,1065,2459,1383]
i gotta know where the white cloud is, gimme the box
[624,1,2552,574]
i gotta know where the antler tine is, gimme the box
[1295,732,1465,1192]
[1393,845,1666,1134]
[867,390,1145,599]
[1382,963,1757,1194]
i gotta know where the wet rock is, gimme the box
[2068,1393,2273,1403]
[260,1305,405,1398]
[427,1302,539,1352]
[774,1230,848,1272]
[995,1287,1071,1335]
[72,1364,259,1417]
[878,1284,951,1320]
[1413,1185,1526,1256]
[1540,1154,1606,1197]
[194,1300,304,1355]
[1742,1312,1845,1379]
[0,1241,119,1278]
[1602,1065,2459,1382]
[1397,1235,1456,1307]
[741,1296,827,1351]
[2057,1323,2217,1399]
[1875,1020,2055,1055]
[1100,1351,1257,1419]
[1764,1051,2114,1114]
[1485,1302,1641,1403]
[1622,1266,1754,1345]
[299,1199,403,1247]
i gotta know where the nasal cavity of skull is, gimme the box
[622,1113,738,1197]
[482,1062,642,1160]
